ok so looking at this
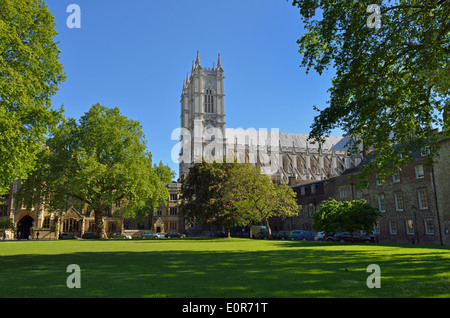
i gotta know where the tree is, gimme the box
[312,199,382,240]
[14,104,174,238]
[180,159,247,237]
[0,217,15,239]
[0,0,66,195]
[290,0,449,186]
[225,163,299,239]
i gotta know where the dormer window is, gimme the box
[204,89,214,113]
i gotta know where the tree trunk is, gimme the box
[264,219,272,239]
[94,210,107,239]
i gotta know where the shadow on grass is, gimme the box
[1,243,449,298]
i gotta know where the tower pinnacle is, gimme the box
[196,50,201,66]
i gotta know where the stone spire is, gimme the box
[217,52,222,69]
[196,50,201,66]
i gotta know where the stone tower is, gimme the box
[179,51,226,178]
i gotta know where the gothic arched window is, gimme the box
[204,89,214,113]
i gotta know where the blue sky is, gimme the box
[46,0,342,179]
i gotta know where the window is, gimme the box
[406,219,414,235]
[311,184,316,194]
[377,194,386,212]
[375,175,384,186]
[418,189,428,210]
[156,208,162,216]
[392,172,400,183]
[415,165,424,179]
[169,207,178,216]
[298,205,303,218]
[339,186,347,200]
[204,89,214,113]
[394,192,404,211]
[424,219,434,235]
[170,193,178,201]
[373,222,380,235]
[308,203,315,217]
[0,205,8,216]
[389,220,397,235]
[169,221,177,230]
[300,187,305,195]
[43,217,51,228]
[420,147,430,157]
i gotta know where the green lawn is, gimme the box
[1,238,449,298]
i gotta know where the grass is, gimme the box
[1,238,449,298]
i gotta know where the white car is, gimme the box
[110,232,132,239]
[314,232,325,241]
[156,232,167,239]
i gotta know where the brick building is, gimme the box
[279,140,449,245]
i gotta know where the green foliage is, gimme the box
[312,199,382,235]
[180,158,246,236]
[0,216,15,233]
[181,161,298,237]
[290,0,450,185]
[0,0,66,194]
[14,104,174,238]
[225,163,299,237]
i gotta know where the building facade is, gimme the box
[0,181,184,240]
[284,147,448,245]
[178,52,358,185]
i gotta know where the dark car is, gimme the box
[81,232,98,239]
[59,233,78,240]
[165,232,186,238]
[256,230,268,239]
[272,230,290,240]
[334,232,373,243]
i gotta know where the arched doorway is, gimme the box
[17,215,35,239]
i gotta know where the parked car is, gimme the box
[250,225,267,239]
[156,232,166,239]
[334,232,373,243]
[81,232,98,239]
[256,230,268,239]
[109,232,132,239]
[165,232,186,238]
[289,230,305,240]
[299,231,316,241]
[315,232,335,241]
[141,232,158,239]
[272,230,290,240]
[59,233,78,240]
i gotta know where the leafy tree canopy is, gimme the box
[180,158,247,237]
[290,0,449,185]
[0,0,66,195]
[312,199,382,235]
[15,104,174,238]
[181,160,299,238]
[225,163,299,238]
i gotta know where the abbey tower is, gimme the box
[179,52,361,184]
